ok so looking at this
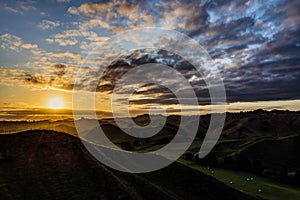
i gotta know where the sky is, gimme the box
[0,0,300,118]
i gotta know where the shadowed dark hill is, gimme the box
[131,110,300,139]
[238,135,300,169]
[0,130,259,200]
[221,110,300,138]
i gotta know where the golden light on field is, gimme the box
[47,97,65,109]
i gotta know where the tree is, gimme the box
[272,168,280,180]
[183,152,194,161]
[121,142,134,151]
[236,154,251,172]
[194,153,219,167]
[279,165,288,183]
[223,155,234,169]
[262,169,272,178]
[194,152,201,164]
[252,160,263,175]
[294,169,300,186]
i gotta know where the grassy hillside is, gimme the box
[177,134,300,200]
[221,110,300,138]
[238,135,300,169]
[180,160,300,200]
[0,110,299,199]
[198,135,300,169]
[0,130,260,200]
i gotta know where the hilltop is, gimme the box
[0,130,258,200]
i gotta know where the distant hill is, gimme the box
[1,109,299,142]
[131,109,300,139]
[221,110,300,138]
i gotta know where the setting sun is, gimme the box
[47,97,65,109]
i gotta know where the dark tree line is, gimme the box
[182,152,300,186]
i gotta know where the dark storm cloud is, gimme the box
[106,0,300,105]
[191,0,300,103]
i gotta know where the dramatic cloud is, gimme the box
[68,1,145,33]
[68,0,207,33]
[0,0,299,110]
[0,33,38,51]
[74,0,299,105]
[2,1,36,14]
[38,20,60,30]
[0,65,77,91]
[46,29,109,47]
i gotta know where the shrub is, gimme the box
[194,152,201,164]
[279,165,288,183]
[262,169,272,178]
[194,152,219,167]
[121,142,134,151]
[252,160,263,174]
[223,155,234,169]
[271,168,280,179]
[133,140,145,146]
[183,152,194,161]
[236,154,251,172]
[294,169,300,186]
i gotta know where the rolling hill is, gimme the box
[0,130,259,200]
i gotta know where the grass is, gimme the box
[188,134,300,170]
[141,135,300,199]
[239,135,300,169]
[3,130,267,200]
[179,159,300,200]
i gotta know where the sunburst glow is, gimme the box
[47,97,65,109]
